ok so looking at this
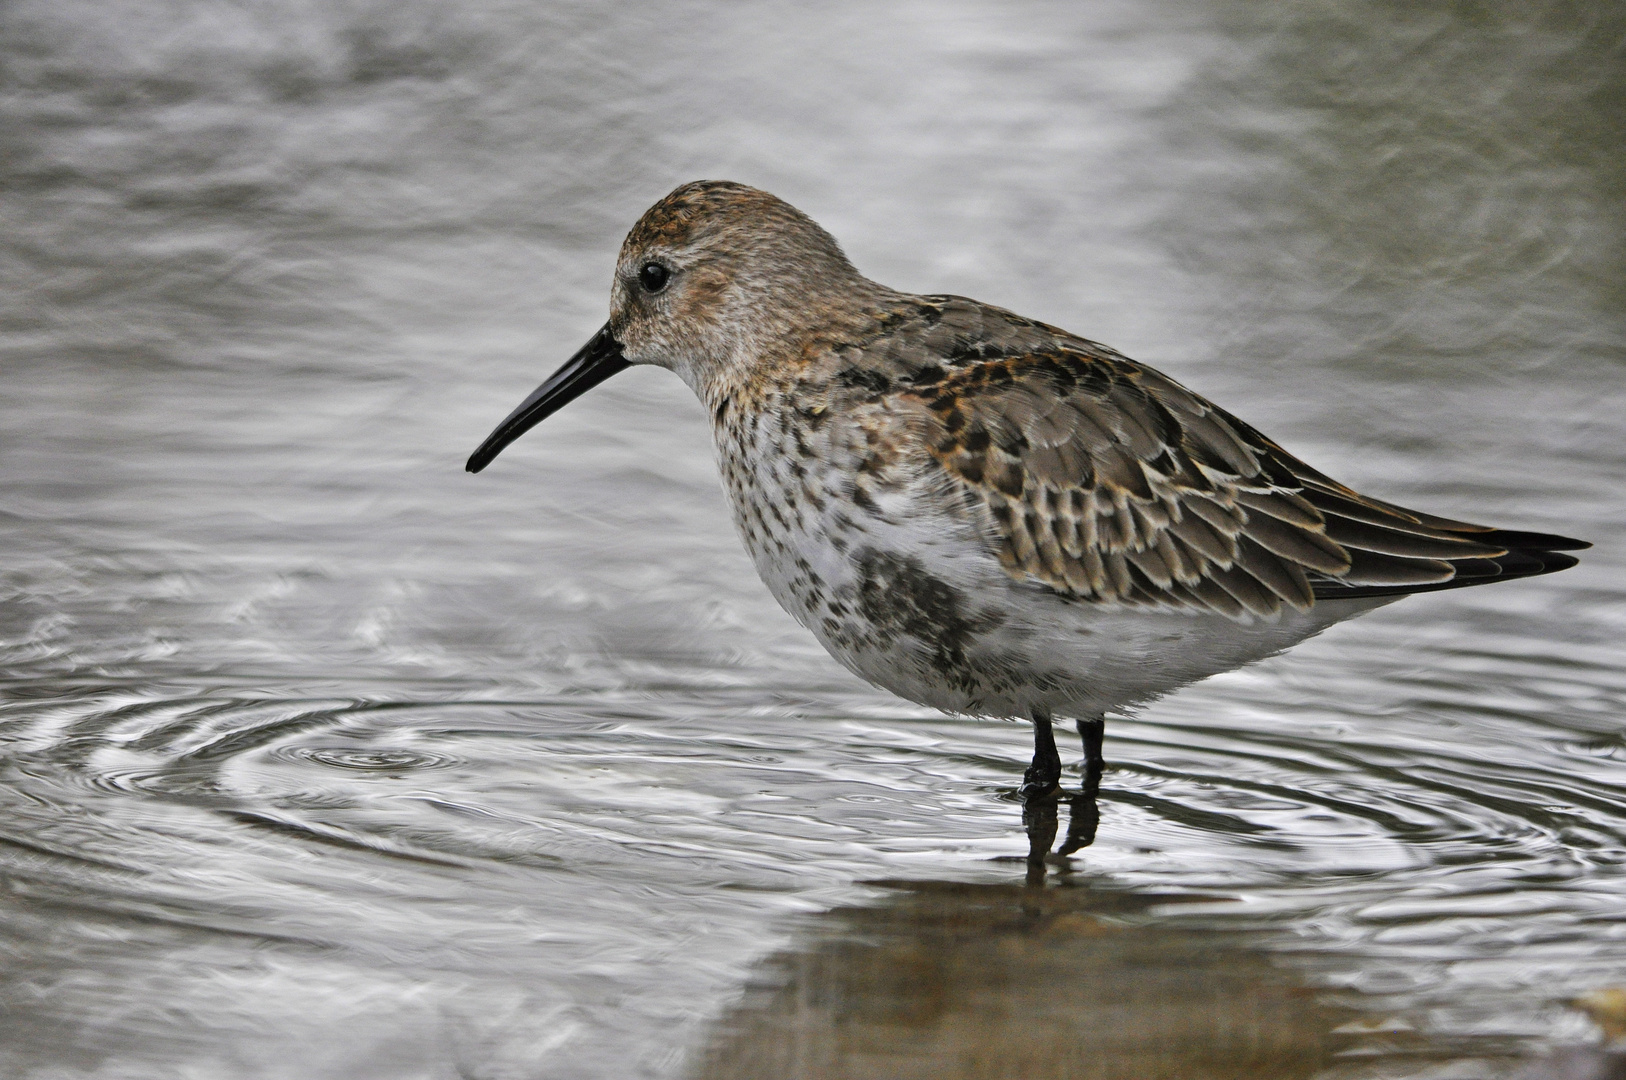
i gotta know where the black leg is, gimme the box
[1020,710,1062,798]
[1020,709,1062,867]
[1079,715,1104,784]
[1058,716,1105,855]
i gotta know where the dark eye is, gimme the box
[639,262,670,294]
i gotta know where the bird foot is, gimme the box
[1018,775,1062,801]
[1019,757,1063,800]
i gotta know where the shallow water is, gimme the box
[1,1,1623,1077]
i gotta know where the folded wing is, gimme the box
[910,341,1585,620]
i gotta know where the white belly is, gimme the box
[713,400,1391,721]
[725,448,1389,720]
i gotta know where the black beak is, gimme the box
[465,323,630,473]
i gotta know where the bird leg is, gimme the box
[1021,709,1062,865]
[1058,716,1105,855]
[1020,710,1062,798]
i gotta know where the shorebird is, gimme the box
[467,181,1586,859]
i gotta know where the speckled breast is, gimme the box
[708,383,1043,715]
[705,379,1370,722]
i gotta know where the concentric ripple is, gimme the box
[281,745,459,772]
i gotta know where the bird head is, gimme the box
[466,181,874,473]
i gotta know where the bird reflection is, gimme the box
[692,878,1363,1080]
[1021,789,1100,884]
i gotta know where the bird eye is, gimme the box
[639,262,670,294]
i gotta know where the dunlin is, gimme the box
[467,181,1587,859]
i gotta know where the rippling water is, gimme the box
[1,1,1623,1077]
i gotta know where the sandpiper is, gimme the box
[467,181,1587,859]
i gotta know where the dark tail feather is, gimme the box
[1457,527,1591,552]
[1312,542,1584,601]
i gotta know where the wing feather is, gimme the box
[879,301,1587,620]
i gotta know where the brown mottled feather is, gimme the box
[830,296,1584,620]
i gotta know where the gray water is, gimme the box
[2,2,1624,1077]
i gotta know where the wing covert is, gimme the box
[910,343,1568,620]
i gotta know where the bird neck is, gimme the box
[688,279,903,420]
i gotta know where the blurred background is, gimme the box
[1,1,1623,1077]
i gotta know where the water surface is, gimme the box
[1,1,1623,1077]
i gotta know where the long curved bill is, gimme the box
[465,323,630,473]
